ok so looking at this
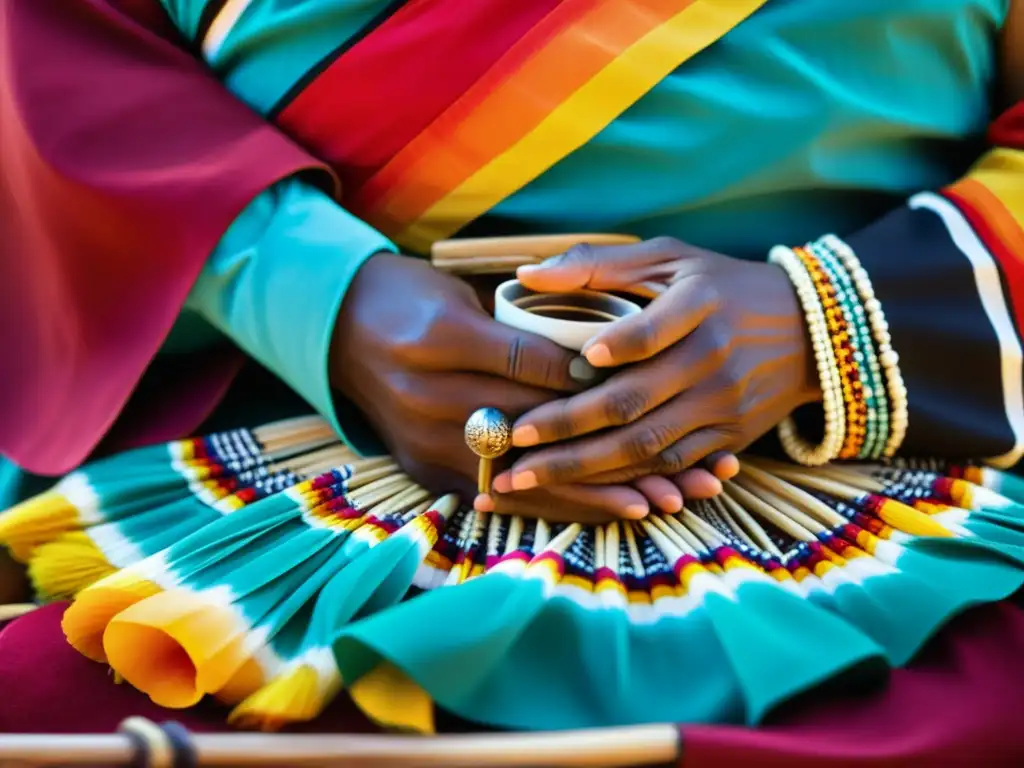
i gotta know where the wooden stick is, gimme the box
[431,234,640,261]
[0,725,681,767]
[251,415,331,439]
[725,481,817,542]
[0,603,38,622]
[748,458,885,493]
[737,465,847,528]
[715,493,781,557]
[707,496,757,551]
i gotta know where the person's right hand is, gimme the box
[329,253,733,522]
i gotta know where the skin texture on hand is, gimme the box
[491,237,820,492]
[329,253,737,522]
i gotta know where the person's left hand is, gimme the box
[490,237,822,491]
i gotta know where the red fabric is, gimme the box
[681,601,1024,767]
[0,0,334,474]
[988,101,1024,148]
[276,0,564,190]
[1,602,1022,767]
[97,349,245,455]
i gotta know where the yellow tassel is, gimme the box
[103,589,248,710]
[62,571,163,662]
[213,655,270,706]
[28,532,116,601]
[228,664,340,731]
[874,498,954,538]
[0,491,81,562]
[350,661,436,735]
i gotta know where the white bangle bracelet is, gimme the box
[768,245,845,465]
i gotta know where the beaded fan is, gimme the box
[2,233,1023,733]
[0,416,1022,733]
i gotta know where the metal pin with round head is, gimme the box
[464,407,513,494]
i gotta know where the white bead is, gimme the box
[880,349,899,367]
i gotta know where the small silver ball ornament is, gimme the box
[464,407,513,459]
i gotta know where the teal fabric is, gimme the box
[158,0,1006,448]
[174,0,1006,257]
[4,0,1007,509]
[182,178,396,447]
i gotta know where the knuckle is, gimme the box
[694,275,722,308]
[388,333,429,365]
[718,366,745,401]
[702,321,733,368]
[506,335,564,387]
[387,374,430,414]
[547,456,586,483]
[550,403,579,442]
[655,445,692,475]
[605,389,649,426]
[625,316,660,359]
[624,424,673,463]
[505,334,527,380]
[564,244,591,265]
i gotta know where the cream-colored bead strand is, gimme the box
[822,234,908,456]
[768,245,846,465]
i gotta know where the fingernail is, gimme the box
[585,343,614,367]
[474,494,495,512]
[569,356,607,386]
[512,425,539,447]
[511,471,538,491]
[624,504,649,519]
[707,477,724,495]
[517,264,543,274]
[717,455,741,480]
[661,496,683,514]
[492,472,514,494]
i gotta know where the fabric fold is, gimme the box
[0,0,335,473]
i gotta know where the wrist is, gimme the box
[329,250,403,387]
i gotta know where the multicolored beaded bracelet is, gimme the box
[768,245,845,465]
[822,234,908,457]
[808,240,888,460]
[792,245,868,461]
[805,241,874,459]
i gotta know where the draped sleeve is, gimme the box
[842,100,1024,466]
[0,0,336,473]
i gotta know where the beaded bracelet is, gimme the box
[822,234,908,457]
[792,245,868,461]
[809,240,888,459]
[768,245,846,465]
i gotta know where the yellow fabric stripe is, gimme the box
[397,0,771,251]
[969,147,1024,224]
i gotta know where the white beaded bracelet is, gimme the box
[768,245,846,465]
[822,234,908,457]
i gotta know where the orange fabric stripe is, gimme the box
[349,0,696,237]
[946,176,1024,268]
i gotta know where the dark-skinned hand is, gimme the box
[489,237,821,492]
[330,253,736,521]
